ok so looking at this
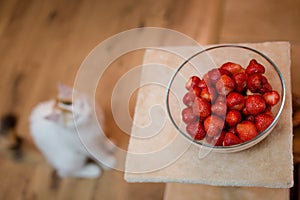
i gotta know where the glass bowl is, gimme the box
[166,45,285,153]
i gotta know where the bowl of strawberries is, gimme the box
[166,45,285,153]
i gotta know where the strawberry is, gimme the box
[211,100,227,117]
[207,68,222,84]
[218,68,232,77]
[225,110,242,127]
[242,107,250,116]
[263,90,280,106]
[245,59,265,75]
[236,120,258,142]
[232,72,248,93]
[204,115,224,137]
[220,62,243,75]
[245,95,266,115]
[227,127,238,135]
[200,87,217,102]
[223,132,242,146]
[259,82,272,94]
[198,79,207,89]
[206,131,226,146]
[216,74,235,95]
[226,92,245,110]
[247,74,265,92]
[203,74,212,87]
[214,131,226,146]
[190,85,201,97]
[186,121,206,140]
[263,107,273,117]
[247,74,271,94]
[215,95,226,103]
[183,92,195,107]
[255,114,274,132]
[245,115,255,122]
[186,76,201,90]
[192,97,211,118]
[182,107,197,124]
[182,59,280,146]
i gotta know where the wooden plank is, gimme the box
[219,0,300,43]
[23,162,60,200]
[163,0,223,44]
[57,178,97,200]
[291,43,300,95]
[0,0,18,37]
[164,183,289,200]
[0,156,36,200]
[0,0,170,199]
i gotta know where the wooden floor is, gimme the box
[0,0,300,199]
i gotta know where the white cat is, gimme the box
[29,83,116,178]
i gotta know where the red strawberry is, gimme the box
[206,131,226,146]
[204,115,224,137]
[236,121,258,142]
[220,62,243,75]
[215,95,226,103]
[182,107,196,124]
[218,68,232,77]
[183,92,195,107]
[232,72,248,93]
[226,92,245,110]
[205,135,213,143]
[245,95,266,115]
[203,74,212,87]
[186,121,206,140]
[242,107,250,116]
[225,110,242,127]
[263,90,280,106]
[215,75,235,95]
[247,74,270,93]
[198,79,207,89]
[211,100,227,117]
[255,114,274,132]
[228,127,238,135]
[263,107,273,117]
[186,76,201,90]
[207,68,221,84]
[259,82,272,94]
[237,68,246,74]
[200,87,217,102]
[245,115,255,122]
[245,59,265,75]
[190,86,201,97]
[193,97,211,118]
[223,132,242,146]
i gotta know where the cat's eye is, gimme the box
[61,101,72,105]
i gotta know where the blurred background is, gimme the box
[0,0,299,199]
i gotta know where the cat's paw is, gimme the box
[74,164,102,178]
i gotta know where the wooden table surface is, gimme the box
[0,0,300,199]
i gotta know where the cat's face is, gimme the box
[45,83,92,128]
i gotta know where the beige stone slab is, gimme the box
[125,42,293,188]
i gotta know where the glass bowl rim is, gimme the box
[165,44,286,150]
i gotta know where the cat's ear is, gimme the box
[57,82,73,100]
[44,112,60,122]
